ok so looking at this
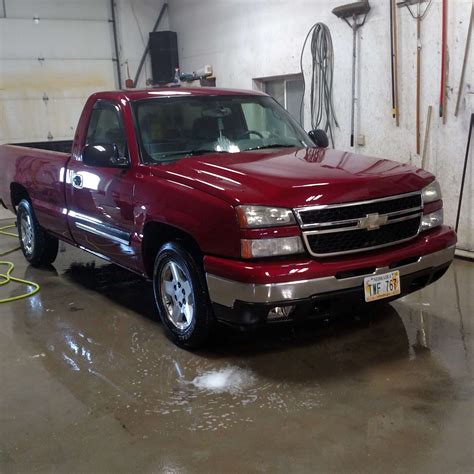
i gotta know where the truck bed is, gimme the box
[0,143,72,239]
[11,140,73,154]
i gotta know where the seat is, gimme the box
[192,116,220,141]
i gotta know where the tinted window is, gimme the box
[86,102,127,157]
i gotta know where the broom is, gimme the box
[332,1,371,148]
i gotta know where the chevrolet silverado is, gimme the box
[0,88,456,347]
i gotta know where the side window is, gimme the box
[85,102,127,157]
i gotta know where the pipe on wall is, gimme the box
[110,0,122,89]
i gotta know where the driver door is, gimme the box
[66,100,136,264]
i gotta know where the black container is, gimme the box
[149,31,179,84]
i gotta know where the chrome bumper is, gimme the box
[206,246,455,308]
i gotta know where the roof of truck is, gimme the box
[95,87,268,101]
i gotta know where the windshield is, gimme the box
[132,94,311,164]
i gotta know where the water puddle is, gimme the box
[189,366,256,394]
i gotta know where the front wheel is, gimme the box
[153,242,215,348]
[17,199,58,267]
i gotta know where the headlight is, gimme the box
[236,205,296,228]
[421,180,442,204]
[241,236,304,258]
[420,209,443,232]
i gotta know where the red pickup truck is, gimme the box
[0,88,456,347]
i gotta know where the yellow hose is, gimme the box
[0,224,41,303]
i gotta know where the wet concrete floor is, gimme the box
[0,219,473,473]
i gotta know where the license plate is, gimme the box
[364,271,401,302]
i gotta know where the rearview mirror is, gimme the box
[308,129,329,148]
[82,143,129,168]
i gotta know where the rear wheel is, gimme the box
[153,242,214,349]
[17,199,58,266]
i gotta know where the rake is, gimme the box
[332,0,371,148]
[397,0,432,155]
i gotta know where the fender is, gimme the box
[132,172,241,271]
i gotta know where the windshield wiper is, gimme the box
[244,144,296,151]
[156,149,229,159]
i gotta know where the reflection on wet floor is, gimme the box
[0,220,472,472]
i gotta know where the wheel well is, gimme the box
[142,222,202,278]
[10,183,30,211]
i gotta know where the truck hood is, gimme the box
[152,147,434,208]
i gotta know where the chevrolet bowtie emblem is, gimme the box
[358,213,388,231]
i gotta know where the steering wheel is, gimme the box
[236,130,264,140]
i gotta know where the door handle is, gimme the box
[72,174,83,189]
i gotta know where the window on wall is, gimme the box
[256,75,304,124]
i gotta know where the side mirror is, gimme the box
[308,129,329,148]
[82,143,129,168]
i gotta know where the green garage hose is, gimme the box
[0,224,40,303]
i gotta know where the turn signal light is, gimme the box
[241,236,304,258]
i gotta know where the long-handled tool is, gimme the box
[454,4,473,117]
[455,113,473,233]
[397,0,432,155]
[390,0,400,126]
[421,105,432,169]
[332,0,371,148]
[439,0,448,121]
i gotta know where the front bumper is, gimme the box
[204,226,456,326]
[211,259,452,326]
[207,245,454,308]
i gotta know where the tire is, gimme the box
[16,199,59,266]
[153,241,214,349]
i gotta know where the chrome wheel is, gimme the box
[160,260,195,331]
[20,213,34,256]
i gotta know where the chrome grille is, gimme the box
[295,192,422,257]
[298,194,422,226]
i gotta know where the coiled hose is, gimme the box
[300,22,338,147]
[0,223,40,303]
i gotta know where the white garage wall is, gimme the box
[0,0,114,144]
[0,0,168,145]
[169,0,473,254]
